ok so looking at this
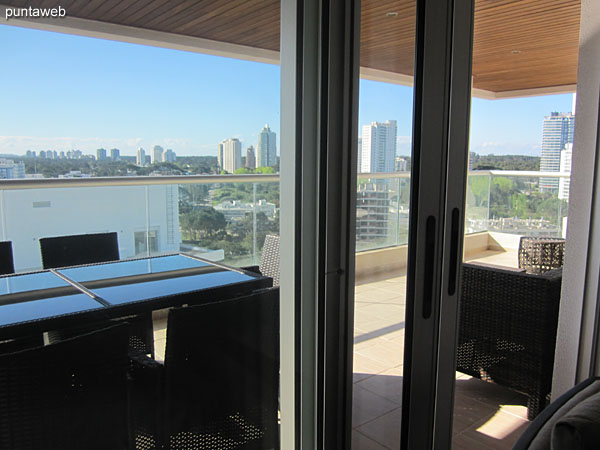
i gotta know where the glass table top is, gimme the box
[0,271,104,327]
[57,254,211,282]
[57,254,259,306]
[0,254,263,328]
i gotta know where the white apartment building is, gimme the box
[152,145,164,164]
[136,148,146,166]
[221,138,242,173]
[360,120,397,173]
[257,124,277,167]
[0,185,181,272]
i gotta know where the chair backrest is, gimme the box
[0,322,130,450]
[259,234,280,286]
[40,232,120,269]
[0,241,14,275]
[163,287,279,449]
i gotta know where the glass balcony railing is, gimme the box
[0,170,569,273]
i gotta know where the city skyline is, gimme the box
[1,24,575,158]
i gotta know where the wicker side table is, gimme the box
[518,237,565,274]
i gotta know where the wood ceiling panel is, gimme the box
[2,0,580,94]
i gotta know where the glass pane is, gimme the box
[352,2,416,448]
[455,0,580,447]
[1,2,282,446]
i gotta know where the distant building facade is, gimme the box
[246,146,256,169]
[214,199,276,221]
[540,112,575,190]
[136,148,146,166]
[356,182,391,242]
[257,124,277,167]
[110,148,120,161]
[221,138,242,173]
[394,157,408,172]
[559,143,573,201]
[217,143,224,170]
[96,148,107,160]
[0,159,25,179]
[152,145,164,164]
[163,149,176,162]
[360,120,397,173]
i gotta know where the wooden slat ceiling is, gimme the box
[4,0,581,94]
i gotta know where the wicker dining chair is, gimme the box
[0,322,130,450]
[130,288,280,450]
[259,234,280,287]
[0,241,15,275]
[39,232,120,269]
[457,262,562,420]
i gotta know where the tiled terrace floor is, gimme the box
[152,248,529,449]
[352,249,530,450]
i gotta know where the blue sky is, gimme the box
[0,24,574,157]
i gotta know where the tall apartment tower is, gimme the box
[360,120,397,173]
[217,143,224,170]
[96,148,107,160]
[540,112,575,190]
[136,148,146,166]
[246,145,256,169]
[221,138,242,173]
[257,124,277,168]
[152,145,164,164]
[110,148,120,161]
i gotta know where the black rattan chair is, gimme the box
[457,262,562,420]
[130,288,280,450]
[0,322,130,450]
[40,232,120,269]
[0,241,15,275]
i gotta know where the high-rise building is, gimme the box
[360,120,397,173]
[217,143,224,170]
[136,148,146,166]
[96,148,107,160]
[110,148,120,161]
[221,138,242,173]
[246,146,256,169]
[0,159,25,179]
[257,124,277,168]
[559,143,573,201]
[163,149,176,162]
[152,145,164,164]
[540,112,575,190]
[394,157,408,172]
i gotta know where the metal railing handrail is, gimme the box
[0,170,571,190]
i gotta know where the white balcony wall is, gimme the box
[0,185,181,272]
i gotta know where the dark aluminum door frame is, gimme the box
[401,0,474,449]
[281,0,473,447]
